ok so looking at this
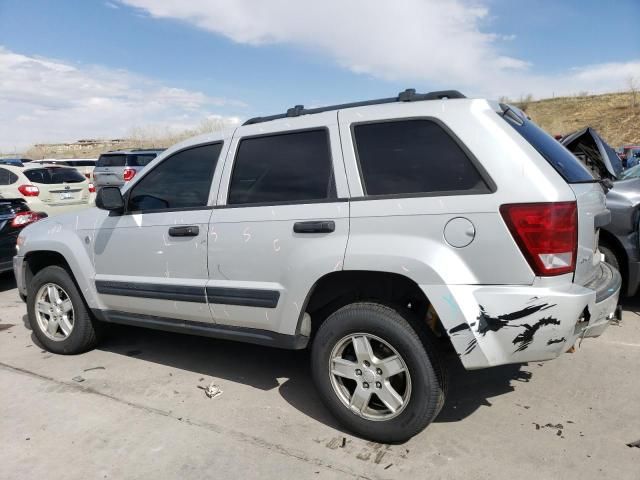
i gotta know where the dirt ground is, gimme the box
[0,272,638,480]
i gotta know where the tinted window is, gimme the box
[228,130,335,205]
[502,107,594,183]
[353,120,489,196]
[24,167,85,184]
[128,143,221,212]
[127,154,157,167]
[96,155,126,167]
[0,167,18,185]
[67,160,96,167]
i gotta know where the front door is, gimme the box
[93,141,227,323]
[209,111,350,336]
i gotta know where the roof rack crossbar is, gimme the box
[243,89,465,125]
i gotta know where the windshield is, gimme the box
[620,164,640,180]
[24,167,86,184]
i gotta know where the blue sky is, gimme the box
[0,0,638,150]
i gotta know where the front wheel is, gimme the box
[27,265,99,354]
[311,302,445,443]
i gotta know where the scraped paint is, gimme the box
[512,317,561,352]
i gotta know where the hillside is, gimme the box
[518,91,639,147]
[6,92,639,160]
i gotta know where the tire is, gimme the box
[599,244,620,272]
[27,265,99,354]
[311,302,445,443]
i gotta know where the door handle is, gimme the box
[168,226,199,237]
[293,220,335,234]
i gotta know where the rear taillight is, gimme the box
[18,184,40,197]
[123,168,136,182]
[88,183,96,193]
[500,202,577,276]
[11,211,45,228]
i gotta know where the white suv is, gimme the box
[13,90,621,442]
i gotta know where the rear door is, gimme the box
[93,141,227,323]
[210,112,350,335]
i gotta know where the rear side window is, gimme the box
[502,107,594,182]
[96,155,126,167]
[24,167,85,184]
[127,154,157,167]
[353,119,490,196]
[0,167,18,185]
[228,129,335,205]
[128,143,221,212]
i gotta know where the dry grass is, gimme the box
[516,91,640,146]
[19,117,238,160]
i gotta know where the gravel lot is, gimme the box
[0,272,638,479]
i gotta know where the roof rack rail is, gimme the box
[243,89,465,126]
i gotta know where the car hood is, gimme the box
[561,127,623,180]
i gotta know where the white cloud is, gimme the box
[0,46,242,151]
[119,0,640,99]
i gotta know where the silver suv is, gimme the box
[13,90,621,443]
[93,149,163,189]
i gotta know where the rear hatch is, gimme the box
[501,106,607,286]
[94,154,126,186]
[23,167,89,206]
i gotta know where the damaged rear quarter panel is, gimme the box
[425,283,597,369]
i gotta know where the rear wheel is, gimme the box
[27,265,99,354]
[311,302,445,443]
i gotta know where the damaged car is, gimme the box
[14,91,621,443]
[562,127,640,296]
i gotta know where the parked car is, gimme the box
[0,198,46,273]
[0,157,32,167]
[14,90,620,443]
[561,128,640,296]
[622,145,640,169]
[32,158,97,181]
[93,149,164,189]
[0,164,94,217]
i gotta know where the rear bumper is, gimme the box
[428,262,621,369]
[576,262,621,338]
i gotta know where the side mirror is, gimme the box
[95,186,125,212]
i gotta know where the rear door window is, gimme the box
[0,167,18,185]
[96,155,126,167]
[228,129,335,205]
[353,119,491,196]
[501,106,594,183]
[24,167,86,184]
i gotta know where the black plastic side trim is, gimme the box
[95,280,206,303]
[92,310,308,350]
[206,287,280,308]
